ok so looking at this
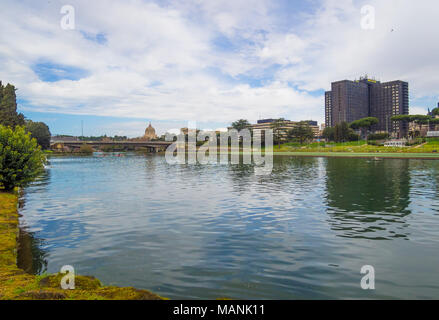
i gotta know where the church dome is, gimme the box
[143,123,157,141]
[145,123,155,135]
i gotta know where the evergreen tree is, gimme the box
[334,122,350,142]
[323,127,335,141]
[349,117,379,140]
[231,119,251,132]
[288,122,314,144]
[0,82,25,127]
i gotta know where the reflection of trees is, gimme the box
[270,156,319,182]
[325,158,411,240]
[17,171,51,274]
[17,227,48,275]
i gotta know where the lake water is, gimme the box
[18,154,439,299]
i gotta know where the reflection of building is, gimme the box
[325,76,409,138]
[142,123,158,141]
[234,119,320,141]
[324,158,411,239]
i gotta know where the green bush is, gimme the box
[0,125,46,192]
[348,132,360,141]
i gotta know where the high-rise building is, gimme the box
[325,77,409,137]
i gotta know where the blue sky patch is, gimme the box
[32,62,89,82]
[80,31,108,44]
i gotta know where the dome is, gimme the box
[145,123,156,135]
[143,122,158,141]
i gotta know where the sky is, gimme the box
[0,0,438,137]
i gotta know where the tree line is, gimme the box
[323,117,377,142]
[231,119,315,147]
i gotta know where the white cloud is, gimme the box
[0,0,438,134]
[410,106,429,116]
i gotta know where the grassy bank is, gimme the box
[272,152,439,159]
[0,191,166,300]
[270,139,439,158]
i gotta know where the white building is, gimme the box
[427,131,439,137]
[384,139,407,147]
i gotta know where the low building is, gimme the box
[231,119,320,141]
[427,131,439,137]
[384,139,407,147]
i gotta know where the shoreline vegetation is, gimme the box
[0,191,166,300]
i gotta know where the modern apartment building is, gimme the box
[325,77,409,137]
[228,119,320,140]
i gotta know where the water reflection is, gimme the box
[17,154,439,299]
[325,158,411,240]
[17,227,48,274]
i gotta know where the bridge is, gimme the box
[51,140,174,153]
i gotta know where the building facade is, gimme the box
[242,119,320,141]
[325,77,409,138]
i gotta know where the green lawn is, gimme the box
[273,152,439,159]
[272,138,439,157]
